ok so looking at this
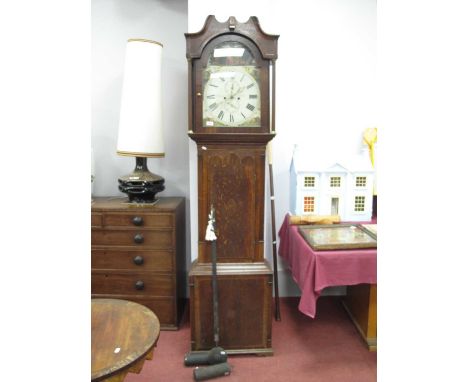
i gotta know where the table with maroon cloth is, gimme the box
[278,214,377,319]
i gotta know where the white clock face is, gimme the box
[203,66,261,127]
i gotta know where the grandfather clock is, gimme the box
[186,15,278,355]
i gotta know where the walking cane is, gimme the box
[267,143,281,321]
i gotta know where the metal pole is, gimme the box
[210,206,220,346]
[267,143,281,321]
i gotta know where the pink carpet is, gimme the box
[126,297,377,382]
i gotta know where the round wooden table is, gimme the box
[92,299,160,382]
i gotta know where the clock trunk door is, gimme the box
[198,147,265,263]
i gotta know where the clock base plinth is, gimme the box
[189,261,273,355]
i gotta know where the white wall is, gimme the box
[188,0,376,296]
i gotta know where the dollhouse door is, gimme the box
[331,197,340,215]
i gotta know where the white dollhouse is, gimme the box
[290,147,374,222]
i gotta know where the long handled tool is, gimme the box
[267,143,281,321]
[184,206,231,381]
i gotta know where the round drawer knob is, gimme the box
[135,280,145,290]
[134,234,144,244]
[132,216,143,226]
[133,255,144,265]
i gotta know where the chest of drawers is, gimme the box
[91,197,186,330]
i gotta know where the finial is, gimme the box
[205,205,217,241]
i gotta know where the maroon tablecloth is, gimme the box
[278,215,377,318]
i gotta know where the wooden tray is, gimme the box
[298,223,377,251]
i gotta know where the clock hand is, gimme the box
[232,85,246,97]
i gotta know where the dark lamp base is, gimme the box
[118,157,165,203]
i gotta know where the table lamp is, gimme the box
[117,39,165,203]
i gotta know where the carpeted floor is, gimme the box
[126,297,377,382]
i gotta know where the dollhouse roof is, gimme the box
[291,146,374,174]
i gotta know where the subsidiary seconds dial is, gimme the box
[203,66,261,127]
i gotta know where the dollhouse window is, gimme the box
[304,176,315,187]
[356,176,367,187]
[330,177,341,187]
[303,196,315,212]
[354,196,365,212]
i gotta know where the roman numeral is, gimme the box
[209,84,218,88]
[247,83,254,89]
[246,103,255,111]
[230,114,234,123]
[249,94,258,99]
[209,103,218,111]
[207,95,215,99]
[218,110,224,120]
[241,112,246,119]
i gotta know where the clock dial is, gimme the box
[203,66,261,127]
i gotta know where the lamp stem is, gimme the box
[135,157,149,172]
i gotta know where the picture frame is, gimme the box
[298,223,377,251]
[360,223,377,238]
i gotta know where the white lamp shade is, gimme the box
[117,39,165,157]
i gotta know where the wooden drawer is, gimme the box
[91,229,173,248]
[91,213,102,228]
[103,213,173,228]
[91,249,173,272]
[91,271,173,296]
[91,295,176,329]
